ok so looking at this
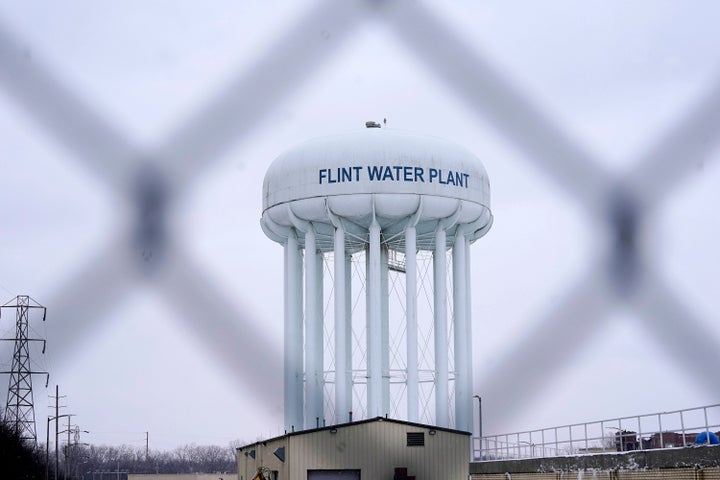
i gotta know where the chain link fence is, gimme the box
[0,0,719,445]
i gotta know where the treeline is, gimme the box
[0,411,237,479]
[0,416,45,479]
[1,440,237,480]
[70,443,237,476]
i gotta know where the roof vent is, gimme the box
[365,121,382,128]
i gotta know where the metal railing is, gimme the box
[473,403,720,461]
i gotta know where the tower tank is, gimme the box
[261,126,492,433]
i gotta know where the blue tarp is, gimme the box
[694,431,720,445]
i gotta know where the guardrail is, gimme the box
[473,403,720,461]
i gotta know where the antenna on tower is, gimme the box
[1,295,49,445]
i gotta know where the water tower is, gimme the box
[261,126,492,433]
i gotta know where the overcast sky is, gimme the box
[0,1,719,451]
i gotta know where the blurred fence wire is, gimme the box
[0,0,719,429]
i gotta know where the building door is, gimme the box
[307,469,361,480]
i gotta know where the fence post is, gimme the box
[680,411,686,446]
[529,431,534,458]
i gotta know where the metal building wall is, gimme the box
[239,436,289,480]
[239,418,470,480]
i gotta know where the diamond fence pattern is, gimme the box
[1,0,719,437]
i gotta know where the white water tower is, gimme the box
[261,126,492,433]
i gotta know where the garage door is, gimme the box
[307,469,361,480]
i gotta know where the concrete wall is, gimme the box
[470,444,720,479]
[471,468,720,479]
[129,475,236,480]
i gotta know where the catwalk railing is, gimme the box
[473,403,720,461]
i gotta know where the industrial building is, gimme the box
[238,417,470,480]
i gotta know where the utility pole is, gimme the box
[48,385,65,480]
[64,419,88,479]
[66,415,71,480]
[0,295,49,445]
[56,392,59,480]
[59,413,76,480]
[48,385,72,480]
[474,395,482,460]
[145,431,149,460]
[45,416,50,480]
[71,425,90,480]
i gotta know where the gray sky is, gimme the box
[0,1,719,450]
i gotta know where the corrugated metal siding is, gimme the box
[705,467,720,479]
[242,420,470,480]
[239,438,289,480]
[288,421,469,480]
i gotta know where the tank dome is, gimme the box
[261,128,492,252]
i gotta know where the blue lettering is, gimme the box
[446,170,455,186]
[325,165,466,186]
[438,169,448,184]
[320,167,366,184]
[403,166,413,182]
[381,166,395,181]
[368,165,383,181]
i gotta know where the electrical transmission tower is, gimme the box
[1,295,49,445]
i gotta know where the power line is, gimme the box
[0,282,15,298]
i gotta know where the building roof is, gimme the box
[237,416,471,451]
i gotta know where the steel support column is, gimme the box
[405,225,419,422]
[381,245,390,416]
[304,227,323,428]
[434,227,449,427]
[284,229,303,431]
[367,219,382,417]
[334,223,350,423]
[453,231,471,432]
